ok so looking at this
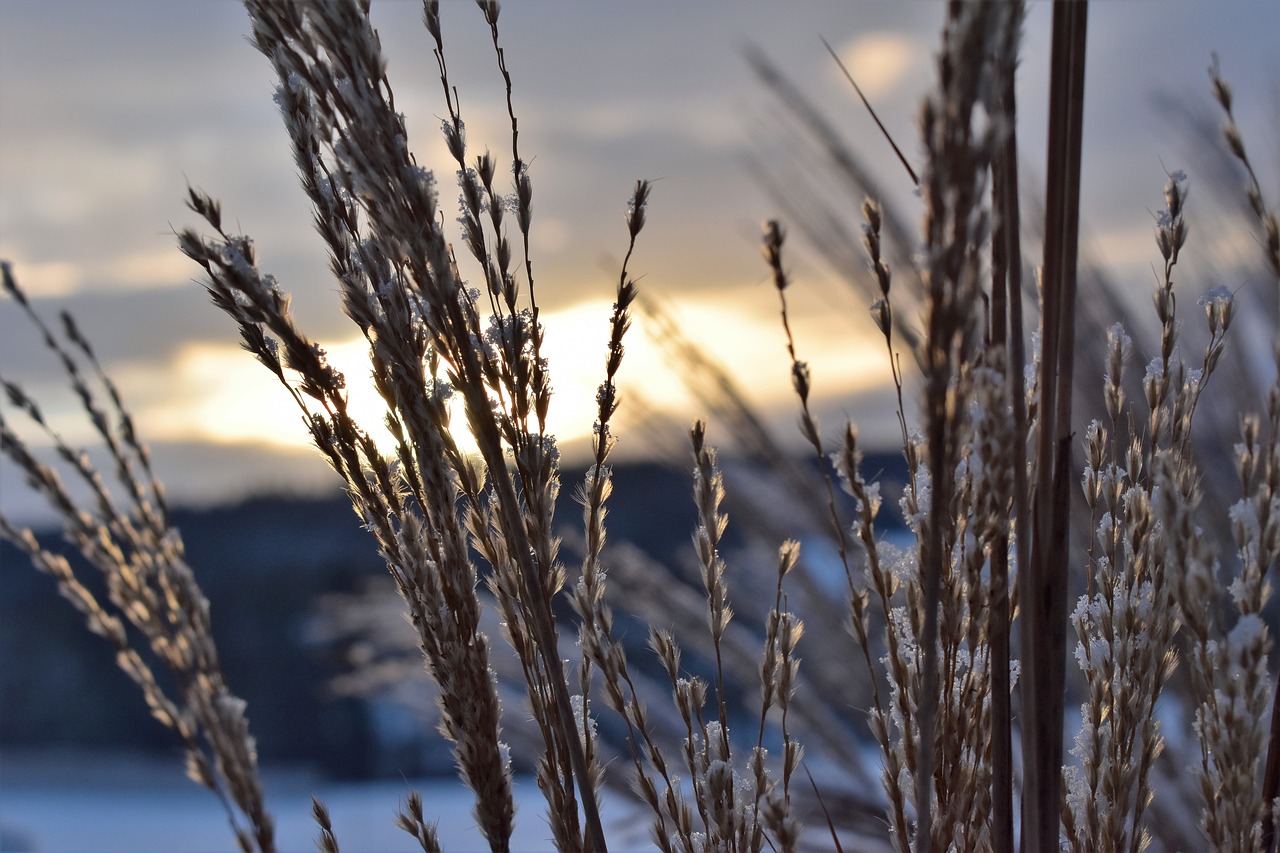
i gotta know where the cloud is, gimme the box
[3,0,1276,517]
[1,249,200,298]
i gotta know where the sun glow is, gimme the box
[120,293,888,466]
[125,300,634,460]
[833,32,919,99]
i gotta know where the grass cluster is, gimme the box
[4,1,1280,851]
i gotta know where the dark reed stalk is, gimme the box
[1022,2,1089,851]
[988,8,1026,850]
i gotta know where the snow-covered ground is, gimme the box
[0,750,654,852]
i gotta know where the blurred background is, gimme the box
[1,1,1277,849]
[3,0,1276,523]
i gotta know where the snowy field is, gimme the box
[0,751,654,852]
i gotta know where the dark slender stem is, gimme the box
[989,85,1010,853]
[1021,3,1088,851]
[1000,47,1032,853]
[1261,674,1280,852]
[918,393,946,853]
[990,38,1023,853]
[820,36,919,188]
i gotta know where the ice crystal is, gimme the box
[856,481,883,519]
[1197,285,1233,308]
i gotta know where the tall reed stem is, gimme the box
[988,9,1025,850]
[1022,2,1089,850]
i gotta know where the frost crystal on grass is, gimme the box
[1106,322,1132,355]
[856,481,882,519]
[1229,497,1260,541]
[570,694,598,742]
[1227,613,1266,654]
[1197,285,1233,308]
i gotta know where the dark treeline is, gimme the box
[1,454,907,780]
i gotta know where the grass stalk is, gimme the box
[7,3,1279,851]
[1022,2,1089,850]
[988,33,1020,853]
[988,6,1026,848]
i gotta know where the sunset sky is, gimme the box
[2,1,1277,525]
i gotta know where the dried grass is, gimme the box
[4,1,1280,851]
